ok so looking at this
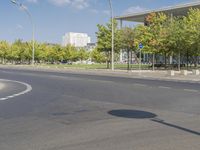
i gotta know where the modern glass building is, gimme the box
[115,1,200,24]
[115,2,200,64]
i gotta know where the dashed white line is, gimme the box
[0,83,5,90]
[158,86,171,89]
[183,89,199,93]
[133,83,147,87]
[0,79,32,101]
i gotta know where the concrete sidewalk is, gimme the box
[0,65,200,83]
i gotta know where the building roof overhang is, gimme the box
[115,2,200,22]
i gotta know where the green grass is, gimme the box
[37,63,151,70]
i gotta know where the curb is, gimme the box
[0,65,200,84]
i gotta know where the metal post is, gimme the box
[11,0,35,65]
[139,48,142,72]
[108,0,114,71]
[119,19,123,63]
[178,51,181,71]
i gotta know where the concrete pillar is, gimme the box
[170,56,173,64]
[143,53,146,63]
[120,19,123,29]
[120,49,123,63]
[171,13,173,22]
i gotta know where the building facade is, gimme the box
[62,32,91,48]
[115,1,200,63]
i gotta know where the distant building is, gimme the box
[62,32,91,47]
[45,43,58,46]
[84,43,97,52]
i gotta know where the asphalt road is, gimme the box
[0,68,200,150]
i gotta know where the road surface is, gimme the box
[0,68,200,150]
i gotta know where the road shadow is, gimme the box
[108,109,200,136]
[151,118,200,136]
[108,109,157,119]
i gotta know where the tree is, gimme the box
[52,44,64,63]
[96,19,121,69]
[119,27,136,70]
[184,9,200,68]
[8,39,24,63]
[135,13,170,70]
[91,48,106,63]
[165,17,187,70]
[78,48,89,62]
[62,44,79,62]
[0,41,9,64]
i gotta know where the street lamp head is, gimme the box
[11,0,17,4]
[19,3,28,11]
[10,0,35,65]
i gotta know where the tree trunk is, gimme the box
[187,50,189,70]
[178,51,181,71]
[106,52,109,69]
[164,52,167,69]
[127,49,130,71]
[152,53,155,71]
[130,50,133,70]
[195,56,198,68]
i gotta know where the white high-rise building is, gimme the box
[62,32,91,47]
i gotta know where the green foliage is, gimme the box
[1,9,200,66]
[119,27,136,51]
[133,9,200,68]
[0,40,90,64]
[96,19,121,67]
[0,41,9,63]
[91,48,106,63]
[77,48,89,62]
[184,9,200,56]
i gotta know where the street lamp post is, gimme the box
[11,0,35,65]
[139,43,143,73]
[108,0,114,71]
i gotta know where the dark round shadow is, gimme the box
[108,110,157,119]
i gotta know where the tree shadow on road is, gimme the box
[108,109,200,136]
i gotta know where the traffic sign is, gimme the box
[139,43,143,49]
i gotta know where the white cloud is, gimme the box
[89,9,99,14]
[71,0,89,9]
[16,24,23,30]
[48,0,89,9]
[27,0,38,3]
[102,10,110,16]
[48,0,70,6]
[123,6,147,15]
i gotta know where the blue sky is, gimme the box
[0,0,194,44]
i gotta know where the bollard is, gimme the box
[168,70,175,76]
[192,69,200,75]
[181,70,188,76]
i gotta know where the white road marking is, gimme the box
[133,83,147,87]
[0,83,5,90]
[0,79,32,101]
[183,89,199,93]
[158,86,171,89]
